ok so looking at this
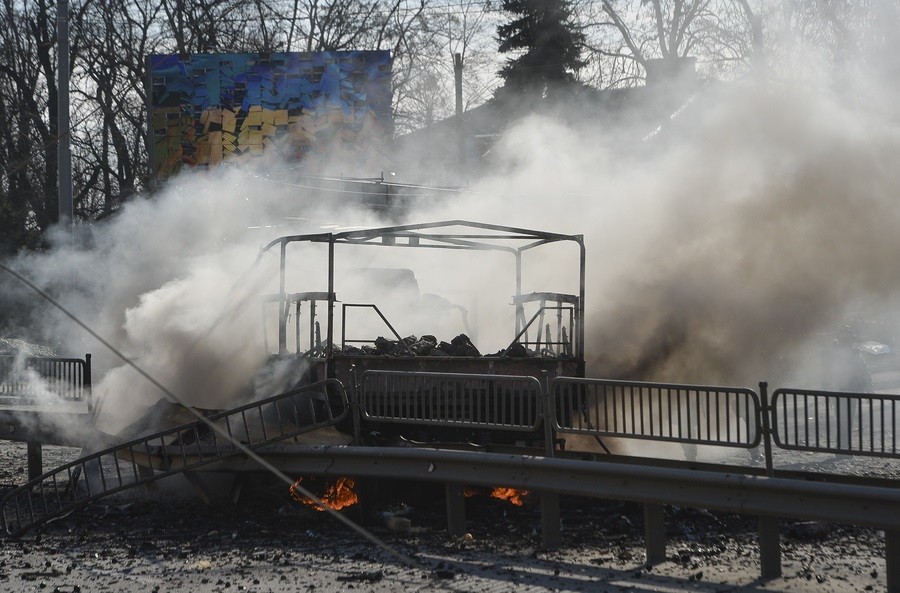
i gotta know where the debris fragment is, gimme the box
[336,571,383,583]
[385,517,412,532]
[787,521,830,540]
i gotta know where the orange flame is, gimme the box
[490,487,529,506]
[290,477,359,512]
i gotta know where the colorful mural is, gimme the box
[148,51,392,180]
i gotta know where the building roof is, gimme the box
[392,79,705,181]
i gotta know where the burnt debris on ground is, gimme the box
[0,469,886,592]
[338,333,569,358]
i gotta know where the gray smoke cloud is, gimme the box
[412,74,900,390]
[4,32,900,442]
[2,153,392,433]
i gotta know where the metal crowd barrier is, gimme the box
[772,388,900,458]
[352,370,900,465]
[358,370,544,432]
[0,379,347,536]
[550,377,761,448]
[0,355,92,408]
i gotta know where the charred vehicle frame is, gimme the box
[257,220,586,444]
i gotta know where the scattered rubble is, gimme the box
[343,333,483,357]
[385,517,412,532]
[335,570,383,583]
[787,521,831,540]
[338,333,569,358]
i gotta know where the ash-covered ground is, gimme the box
[0,442,888,593]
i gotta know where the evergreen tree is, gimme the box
[496,0,586,102]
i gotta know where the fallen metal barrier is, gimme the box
[551,377,760,448]
[772,388,900,458]
[0,354,92,409]
[358,370,544,432]
[0,379,347,536]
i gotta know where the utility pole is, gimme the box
[453,53,466,178]
[57,0,73,235]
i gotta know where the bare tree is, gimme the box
[0,0,88,236]
[0,0,491,253]
[394,0,499,134]
[773,0,882,79]
[577,0,756,85]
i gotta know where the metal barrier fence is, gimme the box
[0,355,91,408]
[351,370,900,464]
[772,388,900,458]
[359,370,544,432]
[0,378,348,536]
[551,377,761,448]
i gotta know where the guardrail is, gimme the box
[358,370,544,432]
[0,354,92,409]
[188,444,900,591]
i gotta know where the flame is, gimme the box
[463,487,478,498]
[290,477,359,512]
[490,487,529,506]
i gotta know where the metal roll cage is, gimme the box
[258,220,586,363]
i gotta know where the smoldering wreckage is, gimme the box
[0,222,587,524]
[2,220,900,592]
[0,205,897,590]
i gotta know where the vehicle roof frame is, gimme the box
[258,220,586,361]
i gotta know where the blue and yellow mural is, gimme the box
[148,51,392,179]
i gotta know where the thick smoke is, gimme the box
[4,38,900,440]
[415,76,900,390]
[2,154,392,432]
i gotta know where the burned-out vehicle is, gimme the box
[256,220,586,444]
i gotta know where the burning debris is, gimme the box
[289,477,359,512]
[490,487,530,506]
[340,333,481,357]
[463,486,531,506]
[338,333,569,359]
[0,222,584,540]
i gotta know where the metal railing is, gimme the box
[358,370,900,464]
[0,379,347,536]
[341,304,410,354]
[772,388,900,458]
[7,365,900,536]
[551,377,761,448]
[358,370,544,432]
[506,304,575,357]
[0,355,91,408]
[353,371,900,477]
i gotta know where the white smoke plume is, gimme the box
[413,75,900,390]
[2,154,392,432]
[3,34,900,440]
